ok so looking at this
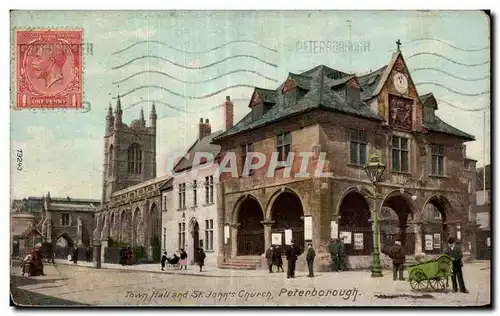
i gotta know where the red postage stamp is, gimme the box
[15,29,83,109]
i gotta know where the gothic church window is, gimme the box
[128,143,143,175]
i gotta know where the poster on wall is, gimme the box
[330,221,338,239]
[433,233,441,249]
[354,233,364,250]
[285,229,293,245]
[224,225,230,244]
[339,231,352,244]
[304,216,312,240]
[272,233,282,245]
[425,234,433,251]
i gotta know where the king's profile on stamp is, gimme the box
[15,29,83,109]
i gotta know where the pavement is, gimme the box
[10,260,491,307]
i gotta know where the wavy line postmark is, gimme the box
[14,29,84,110]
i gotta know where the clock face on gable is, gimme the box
[393,72,408,94]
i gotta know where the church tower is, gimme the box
[101,97,157,203]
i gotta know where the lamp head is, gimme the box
[364,154,386,184]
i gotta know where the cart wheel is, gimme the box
[409,269,428,291]
[429,277,447,292]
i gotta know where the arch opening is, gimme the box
[338,191,372,255]
[381,193,415,254]
[270,191,304,253]
[236,197,264,256]
[422,196,451,254]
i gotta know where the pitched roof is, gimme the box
[423,115,475,141]
[419,92,475,141]
[174,131,223,172]
[158,177,174,192]
[213,65,382,142]
[357,65,388,101]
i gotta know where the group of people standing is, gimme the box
[329,237,347,271]
[21,243,44,277]
[266,240,315,278]
[160,248,206,272]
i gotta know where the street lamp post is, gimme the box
[364,154,386,278]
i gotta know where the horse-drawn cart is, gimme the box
[408,254,453,292]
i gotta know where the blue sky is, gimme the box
[10,10,490,199]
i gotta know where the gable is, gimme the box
[282,77,296,93]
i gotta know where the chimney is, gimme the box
[205,119,211,136]
[198,118,212,140]
[224,96,234,130]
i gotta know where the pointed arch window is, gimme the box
[128,143,143,175]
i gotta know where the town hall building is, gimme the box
[212,47,477,270]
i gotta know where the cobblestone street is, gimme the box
[11,261,490,306]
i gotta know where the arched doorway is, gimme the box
[270,190,304,253]
[422,196,450,254]
[237,196,264,256]
[150,203,161,261]
[54,233,74,259]
[338,191,372,255]
[381,193,415,254]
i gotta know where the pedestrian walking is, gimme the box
[197,248,206,272]
[330,239,340,271]
[285,240,300,278]
[266,246,274,273]
[179,249,188,270]
[306,243,316,277]
[161,252,168,271]
[85,246,92,263]
[119,247,126,266]
[387,240,405,281]
[338,237,347,271]
[72,245,79,264]
[125,246,133,265]
[444,237,469,293]
[274,245,284,272]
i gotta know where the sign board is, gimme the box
[340,231,352,244]
[272,233,282,245]
[284,229,293,245]
[304,216,312,240]
[425,234,434,251]
[354,233,363,250]
[330,221,338,239]
[457,231,461,240]
[224,225,230,244]
[433,233,441,249]
[487,237,491,247]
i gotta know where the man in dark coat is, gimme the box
[285,240,300,278]
[306,243,316,277]
[161,252,168,271]
[388,240,406,281]
[330,239,340,271]
[444,237,468,293]
[265,246,274,273]
[197,248,206,272]
[273,245,284,272]
[72,245,79,264]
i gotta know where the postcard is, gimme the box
[10,10,491,307]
